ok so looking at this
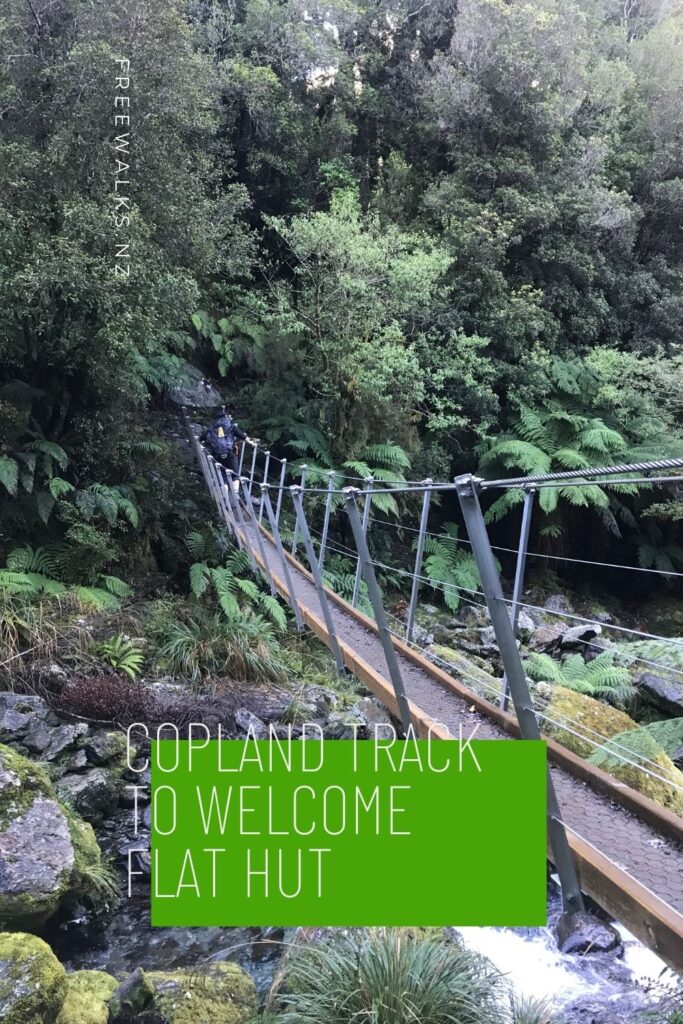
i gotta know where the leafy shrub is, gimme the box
[267,930,503,1024]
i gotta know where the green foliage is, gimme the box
[186,535,287,630]
[98,636,145,680]
[525,652,636,705]
[423,525,487,613]
[588,718,683,774]
[479,402,630,536]
[267,930,503,1024]
[158,610,286,684]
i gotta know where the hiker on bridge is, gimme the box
[200,407,249,492]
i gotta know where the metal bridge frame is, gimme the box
[183,408,683,962]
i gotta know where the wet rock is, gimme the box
[108,967,155,1022]
[56,768,120,824]
[66,750,89,772]
[301,684,339,716]
[0,744,102,928]
[0,708,32,742]
[635,670,683,716]
[117,840,150,879]
[516,609,536,637]
[84,730,127,766]
[0,931,67,1023]
[234,709,268,739]
[411,624,435,647]
[326,707,367,739]
[556,911,622,955]
[672,745,683,768]
[42,723,89,762]
[529,623,567,651]
[56,969,117,1024]
[147,961,257,1023]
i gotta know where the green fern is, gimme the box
[422,524,487,613]
[99,635,144,679]
[588,719,683,775]
[479,401,628,534]
[0,456,19,496]
[525,651,636,704]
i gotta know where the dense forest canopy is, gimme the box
[1,0,683,579]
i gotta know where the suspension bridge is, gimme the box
[183,411,683,972]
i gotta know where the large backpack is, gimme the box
[207,416,235,458]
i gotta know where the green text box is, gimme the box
[151,739,547,926]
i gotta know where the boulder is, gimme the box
[635,670,683,717]
[43,724,90,762]
[83,730,127,767]
[55,970,117,1024]
[0,744,102,928]
[537,685,683,815]
[555,911,621,955]
[559,624,602,651]
[56,768,121,824]
[147,962,257,1024]
[233,709,268,739]
[0,931,67,1023]
[108,967,155,1022]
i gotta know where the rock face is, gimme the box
[0,744,102,929]
[55,970,117,1024]
[56,768,120,825]
[0,931,67,1024]
[147,962,257,1024]
[108,967,155,1022]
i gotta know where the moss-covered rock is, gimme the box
[108,967,155,1021]
[0,743,103,928]
[431,645,501,701]
[0,931,67,1023]
[55,970,117,1024]
[538,684,683,814]
[147,962,257,1024]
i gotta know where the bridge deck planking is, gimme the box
[235,515,683,971]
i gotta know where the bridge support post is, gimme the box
[345,488,413,735]
[291,465,307,557]
[319,471,336,572]
[259,451,271,524]
[501,487,535,711]
[206,452,228,521]
[247,442,258,498]
[291,486,345,676]
[406,480,433,645]
[238,438,247,479]
[209,456,238,537]
[224,475,258,571]
[352,476,374,608]
[261,485,304,632]
[455,473,585,916]
[240,484,278,598]
[275,458,287,528]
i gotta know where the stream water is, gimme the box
[50,848,679,1021]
